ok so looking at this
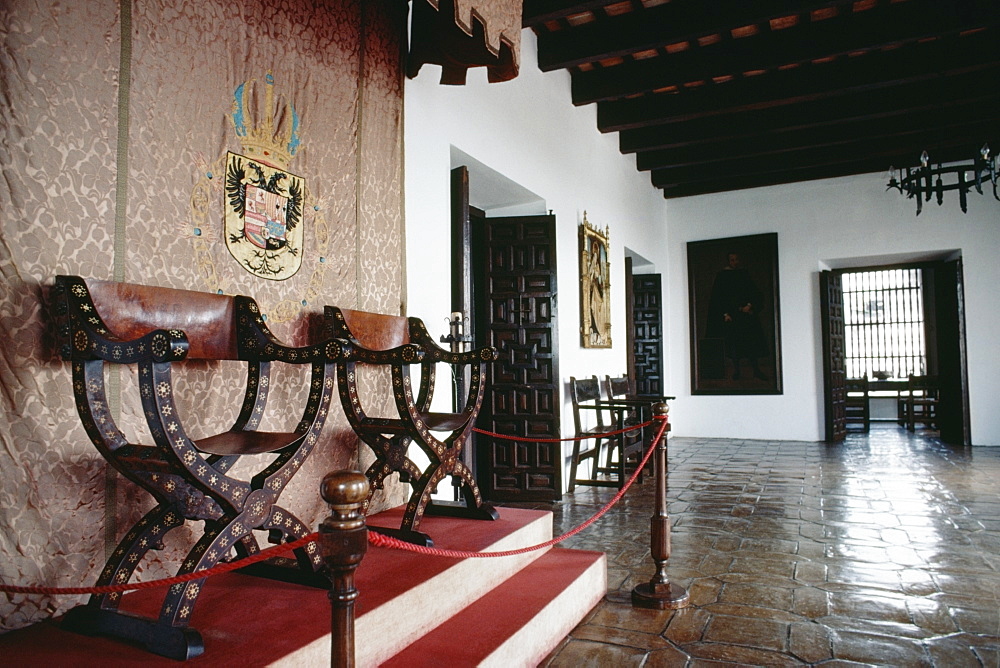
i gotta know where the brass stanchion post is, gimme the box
[319,470,370,668]
[631,402,689,609]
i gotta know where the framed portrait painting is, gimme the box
[687,232,782,394]
[580,214,611,348]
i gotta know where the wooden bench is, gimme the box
[325,306,499,546]
[52,275,345,660]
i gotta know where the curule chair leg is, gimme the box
[423,458,498,522]
[61,503,201,660]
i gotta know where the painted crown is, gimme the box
[231,73,300,170]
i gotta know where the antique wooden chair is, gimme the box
[52,275,343,660]
[896,384,911,428]
[603,375,651,473]
[567,376,643,492]
[844,375,871,432]
[905,374,940,431]
[324,306,498,546]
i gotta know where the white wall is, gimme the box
[404,31,668,444]
[405,29,1000,449]
[664,174,1000,445]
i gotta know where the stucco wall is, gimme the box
[664,175,1000,445]
[404,31,670,477]
[404,28,1000,454]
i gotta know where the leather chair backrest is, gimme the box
[335,307,411,351]
[86,279,239,360]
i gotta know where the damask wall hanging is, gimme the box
[580,212,612,348]
[0,0,409,634]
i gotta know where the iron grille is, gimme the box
[842,268,925,380]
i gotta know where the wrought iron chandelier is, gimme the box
[886,144,999,215]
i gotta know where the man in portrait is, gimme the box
[706,251,768,381]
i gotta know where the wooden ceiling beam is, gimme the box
[655,136,995,198]
[636,103,1000,172]
[522,1,615,28]
[568,1,1000,104]
[617,70,1000,154]
[656,161,887,198]
[537,0,855,71]
[597,31,999,132]
[646,118,999,185]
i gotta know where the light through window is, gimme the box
[842,268,925,380]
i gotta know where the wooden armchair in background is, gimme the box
[567,376,644,492]
[844,375,871,432]
[604,374,652,468]
[905,374,940,432]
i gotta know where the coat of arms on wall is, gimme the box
[224,74,304,280]
[580,212,612,348]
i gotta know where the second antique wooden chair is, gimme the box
[325,306,498,546]
[603,374,650,473]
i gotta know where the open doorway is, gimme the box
[625,248,666,398]
[820,253,970,444]
[449,150,563,502]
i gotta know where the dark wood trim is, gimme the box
[625,256,636,385]
[450,166,472,319]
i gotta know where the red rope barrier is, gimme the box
[1,418,669,595]
[474,419,652,442]
[369,416,670,559]
[0,532,318,596]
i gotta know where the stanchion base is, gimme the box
[631,582,690,610]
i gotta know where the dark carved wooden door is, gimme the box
[632,274,665,397]
[932,259,971,445]
[820,270,848,441]
[472,215,561,502]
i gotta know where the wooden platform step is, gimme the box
[0,506,607,667]
[380,548,606,668]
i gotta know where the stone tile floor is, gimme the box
[526,424,1000,666]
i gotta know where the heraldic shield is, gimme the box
[224,151,304,280]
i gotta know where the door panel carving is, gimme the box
[474,215,561,501]
[821,270,848,442]
[632,274,665,397]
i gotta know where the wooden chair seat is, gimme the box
[195,430,305,456]
[325,306,499,546]
[53,275,343,660]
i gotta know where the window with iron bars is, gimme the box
[842,268,926,380]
